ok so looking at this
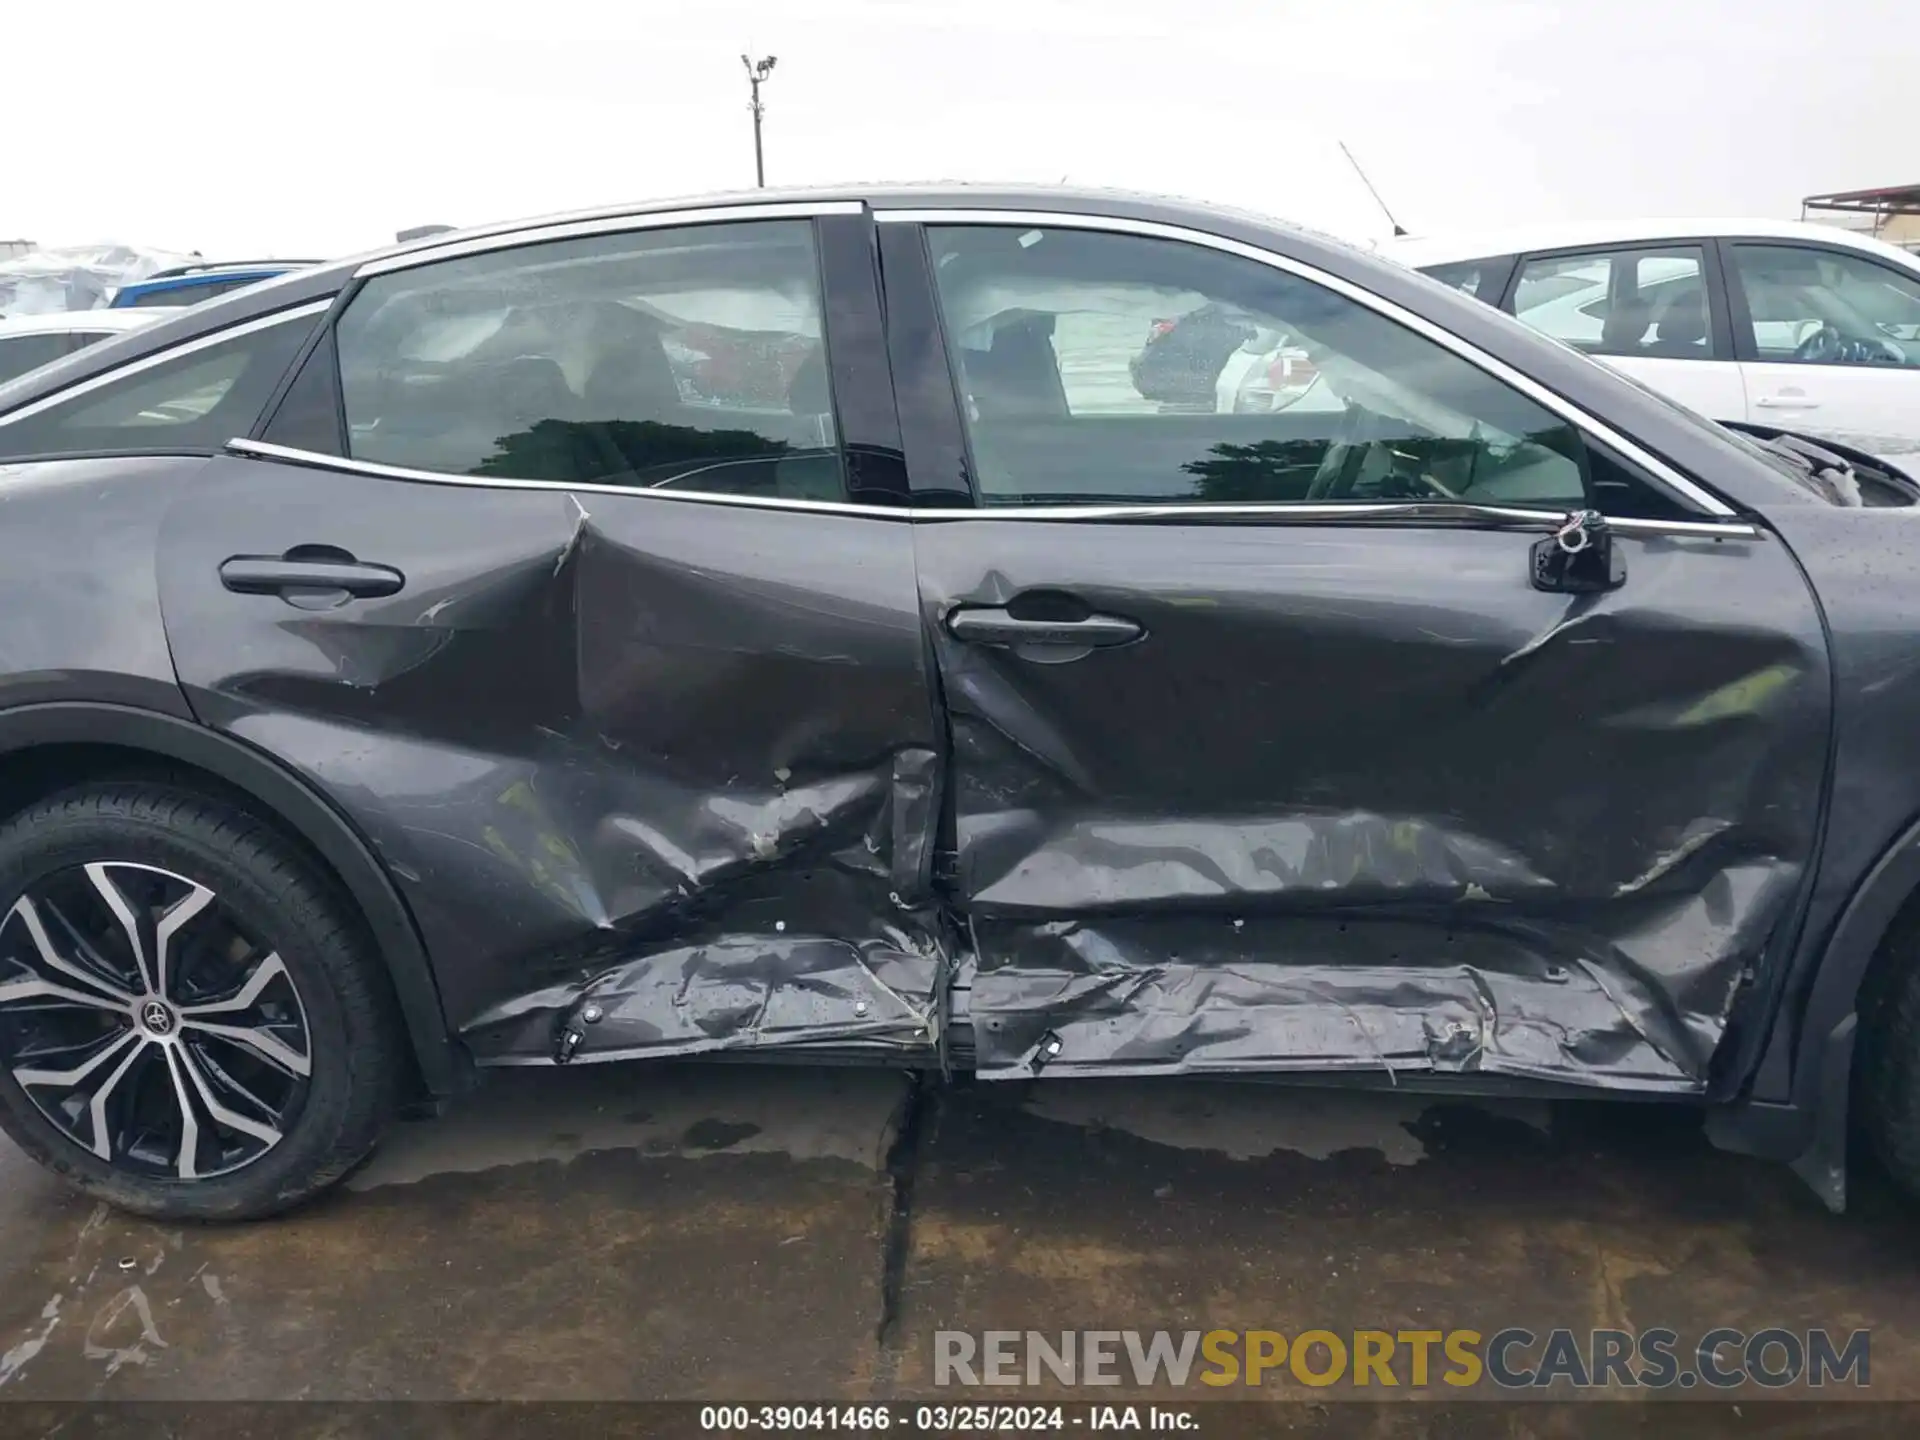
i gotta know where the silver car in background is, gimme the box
[0,309,180,387]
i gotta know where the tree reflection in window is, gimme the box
[473,417,797,492]
[1182,440,1326,502]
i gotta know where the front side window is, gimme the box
[333,220,845,502]
[1511,246,1711,360]
[1729,243,1920,368]
[924,224,1606,512]
[0,309,318,460]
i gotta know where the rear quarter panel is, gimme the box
[0,456,198,715]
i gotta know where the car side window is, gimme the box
[0,334,73,387]
[0,309,318,461]
[259,326,345,455]
[123,288,192,309]
[331,220,846,501]
[1511,246,1712,360]
[923,224,1606,512]
[1728,243,1920,368]
[1419,257,1512,300]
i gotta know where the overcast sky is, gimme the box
[9,0,1918,258]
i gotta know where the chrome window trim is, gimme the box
[354,201,865,277]
[916,504,1756,538]
[0,300,333,429]
[876,207,1739,519]
[224,439,1758,537]
[226,438,909,518]
[1557,515,1757,538]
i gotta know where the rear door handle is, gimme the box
[1755,395,1820,410]
[219,554,405,598]
[945,606,1143,648]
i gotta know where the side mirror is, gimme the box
[1531,510,1626,594]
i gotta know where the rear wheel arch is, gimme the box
[0,702,462,1098]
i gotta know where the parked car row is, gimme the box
[1130,217,1920,470]
[1392,217,1920,462]
[0,244,186,317]
[109,261,322,311]
[0,261,316,388]
[2,185,1920,1226]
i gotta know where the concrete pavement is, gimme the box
[0,1062,1916,1430]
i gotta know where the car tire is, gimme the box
[0,781,404,1220]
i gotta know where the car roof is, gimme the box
[321,181,1356,273]
[1386,217,1920,269]
[0,308,179,337]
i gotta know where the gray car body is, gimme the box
[0,186,1910,1207]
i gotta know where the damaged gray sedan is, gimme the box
[1,185,1918,1220]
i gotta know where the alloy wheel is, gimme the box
[0,862,311,1180]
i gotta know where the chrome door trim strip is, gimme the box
[0,301,333,429]
[916,503,1758,537]
[1592,516,1760,538]
[225,439,1759,536]
[225,438,911,517]
[875,207,1739,519]
[355,201,866,277]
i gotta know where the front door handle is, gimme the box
[1755,394,1820,410]
[946,606,1143,648]
[219,553,405,599]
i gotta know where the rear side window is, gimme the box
[1511,246,1712,359]
[260,326,344,454]
[331,220,845,501]
[0,309,317,461]
[190,278,263,303]
[123,287,193,309]
[0,333,73,386]
[1419,256,1513,300]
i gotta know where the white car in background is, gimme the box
[1391,218,1920,461]
[0,309,180,387]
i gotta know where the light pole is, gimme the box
[742,54,778,188]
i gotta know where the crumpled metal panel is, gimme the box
[458,862,947,1063]
[468,927,941,1064]
[918,520,1831,1091]
[963,812,1555,911]
[973,845,1801,1085]
[160,456,945,1060]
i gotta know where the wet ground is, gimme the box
[0,1064,1917,1434]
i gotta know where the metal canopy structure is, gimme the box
[1802,183,1920,221]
